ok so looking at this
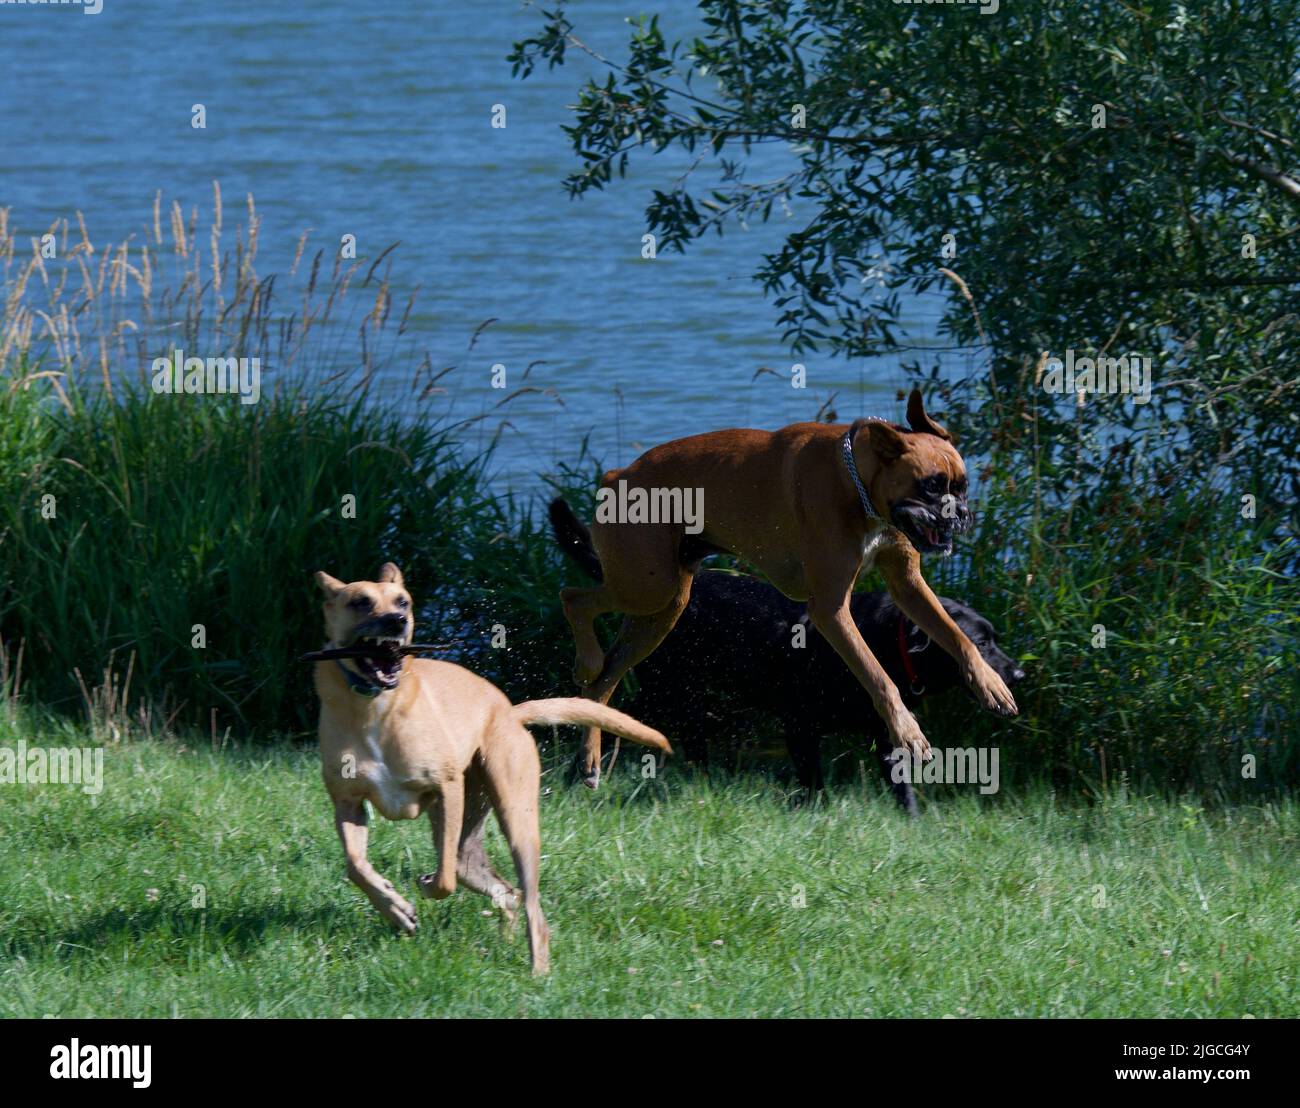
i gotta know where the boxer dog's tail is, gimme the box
[511,698,671,753]
[548,497,603,581]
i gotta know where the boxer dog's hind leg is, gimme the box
[576,575,692,789]
[561,584,614,686]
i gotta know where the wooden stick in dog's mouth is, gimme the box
[298,643,452,664]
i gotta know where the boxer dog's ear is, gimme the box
[906,387,953,442]
[377,562,404,587]
[858,417,907,463]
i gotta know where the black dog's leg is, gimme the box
[680,731,710,775]
[870,724,918,816]
[782,728,824,797]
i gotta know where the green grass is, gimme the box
[2,718,1295,1018]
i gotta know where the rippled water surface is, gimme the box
[1,0,961,490]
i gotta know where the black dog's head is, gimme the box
[897,598,1025,697]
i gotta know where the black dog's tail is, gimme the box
[548,497,603,581]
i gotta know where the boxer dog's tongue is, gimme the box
[891,502,954,555]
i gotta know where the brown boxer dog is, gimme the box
[561,388,1018,788]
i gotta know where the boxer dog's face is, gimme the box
[853,390,971,556]
[884,439,970,555]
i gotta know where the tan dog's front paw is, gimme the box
[490,884,522,930]
[968,659,1019,717]
[376,890,419,934]
[889,709,932,761]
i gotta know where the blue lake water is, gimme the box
[0,0,967,492]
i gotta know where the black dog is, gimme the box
[550,498,1024,813]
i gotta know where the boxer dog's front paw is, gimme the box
[889,708,932,761]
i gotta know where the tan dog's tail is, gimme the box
[511,699,671,753]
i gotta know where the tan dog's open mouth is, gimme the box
[347,636,403,688]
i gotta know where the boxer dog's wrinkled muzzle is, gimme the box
[891,476,971,556]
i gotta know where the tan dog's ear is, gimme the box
[860,418,907,463]
[377,562,404,587]
[905,387,953,441]
[315,571,345,599]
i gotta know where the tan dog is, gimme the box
[561,389,1018,788]
[313,563,671,974]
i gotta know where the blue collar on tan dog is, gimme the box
[336,661,384,697]
[841,427,880,521]
[321,643,387,698]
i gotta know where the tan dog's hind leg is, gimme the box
[458,824,522,928]
[334,796,419,935]
[481,726,550,975]
[417,775,464,900]
[577,582,691,789]
[425,781,522,926]
[875,542,1018,717]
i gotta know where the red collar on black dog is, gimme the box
[897,616,926,695]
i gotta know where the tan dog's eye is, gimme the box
[348,596,373,611]
[396,596,410,609]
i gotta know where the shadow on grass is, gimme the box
[3,898,418,963]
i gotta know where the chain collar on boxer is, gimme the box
[841,427,881,521]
